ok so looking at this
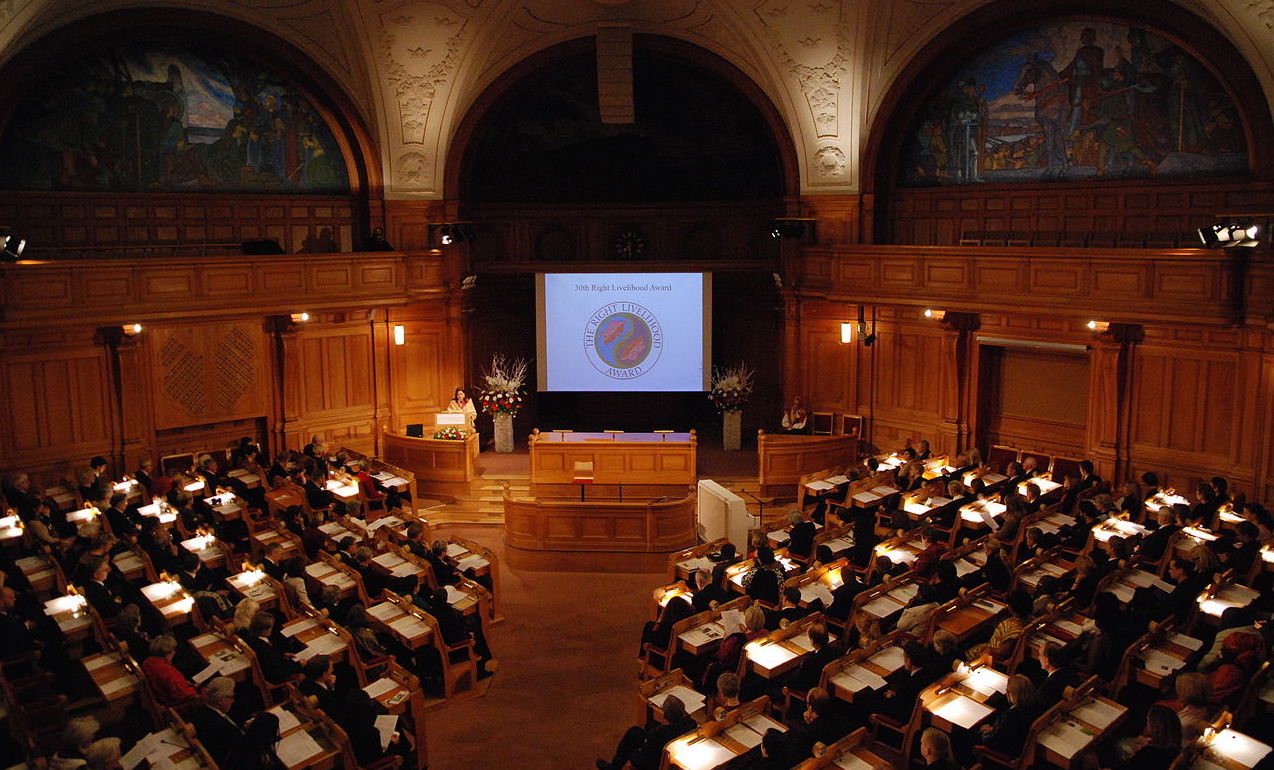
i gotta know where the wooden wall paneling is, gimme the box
[289,317,379,456]
[0,341,116,480]
[799,323,851,413]
[9,192,359,257]
[388,300,458,434]
[868,311,947,452]
[111,332,158,473]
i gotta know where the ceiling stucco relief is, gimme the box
[517,0,702,26]
[746,0,855,188]
[371,0,480,194]
[861,0,978,127]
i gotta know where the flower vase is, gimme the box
[723,410,742,452]
[493,412,514,454]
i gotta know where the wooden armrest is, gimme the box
[869,713,904,730]
[974,745,1017,769]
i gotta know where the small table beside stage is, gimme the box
[381,428,479,502]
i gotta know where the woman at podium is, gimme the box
[446,387,477,425]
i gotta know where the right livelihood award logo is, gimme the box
[584,302,663,380]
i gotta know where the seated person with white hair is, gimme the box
[191,676,243,764]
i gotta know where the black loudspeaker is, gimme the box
[405,424,424,438]
[242,239,286,255]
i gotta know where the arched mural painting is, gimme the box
[901,20,1247,186]
[0,42,349,193]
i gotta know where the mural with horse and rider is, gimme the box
[901,21,1247,186]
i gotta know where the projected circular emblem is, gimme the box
[584,302,663,380]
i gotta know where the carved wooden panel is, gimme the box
[298,331,374,416]
[800,325,852,412]
[0,348,113,465]
[1131,348,1239,462]
[149,322,270,430]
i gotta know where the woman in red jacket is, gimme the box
[141,634,199,707]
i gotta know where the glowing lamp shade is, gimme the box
[840,322,854,344]
[393,324,406,346]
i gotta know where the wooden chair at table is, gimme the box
[1232,659,1271,732]
[320,551,373,607]
[1003,599,1073,674]
[1106,623,1166,699]
[987,446,1020,472]
[666,538,730,582]
[637,668,699,725]
[280,691,349,770]
[234,630,302,708]
[640,607,711,680]
[973,699,1064,770]
[867,689,925,768]
[792,727,877,770]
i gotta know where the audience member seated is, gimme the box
[977,674,1042,758]
[190,676,243,765]
[743,547,785,605]
[244,611,300,684]
[1112,705,1182,770]
[786,510,816,560]
[784,687,845,764]
[223,711,286,770]
[920,728,962,770]
[596,694,695,770]
[141,634,199,707]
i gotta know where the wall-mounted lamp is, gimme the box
[1087,320,1110,333]
[840,307,877,346]
[290,312,310,323]
[122,323,143,336]
[392,325,405,346]
[924,308,946,321]
[1,231,26,261]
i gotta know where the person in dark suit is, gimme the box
[825,570,866,622]
[78,556,124,619]
[223,711,286,770]
[104,493,140,541]
[403,522,430,558]
[259,543,287,582]
[919,728,962,769]
[879,641,937,723]
[0,582,35,661]
[978,674,1043,758]
[596,694,697,770]
[244,612,300,684]
[1137,507,1181,563]
[424,540,459,586]
[1035,642,1077,704]
[767,587,811,630]
[689,568,729,613]
[786,510,817,560]
[787,624,838,694]
[297,655,344,721]
[784,688,847,765]
[133,459,157,498]
[1115,705,1181,770]
[190,676,243,765]
[298,470,334,511]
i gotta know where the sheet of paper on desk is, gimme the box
[869,645,907,672]
[800,583,835,606]
[365,677,399,698]
[276,731,324,767]
[724,723,764,749]
[667,737,735,770]
[742,713,786,735]
[827,475,850,485]
[679,557,716,573]
[445,543,468,557]
[457,555,489,571]
[1210,730,1273,767]
[892,583,920,604]
[1122,569,1156,588]
[192,662,221,684]
[973,598,1002,613]
[930,694,994,730]
[853,491,881,504]
[1107,583,1134,604]
[789,633,816,652]
[309,633,346,655]
[747,642,799,670]
[1071,699,1123,730]
[834,754,873,770]
[768,529,790,543]
[964,667,1008,696]
[375,714,398,751]
[389,616,430,638]
[806,481,835,492]
[861,596,904,618]
[391,563,419,577]
[281,618,319,638]
[372,553,401,568]
[1166,633,1203,651]
[1220,584,1261,603]
[1140,649,1186,674]
[368,602,399,621]
[121,733,160,770]
[445,585,467,604]
[823,537,854,552]
[650,685,707,714]
[101,674,136,696]
[268,706,302,734]
[680,624,724,648]
[84,653,120,671]
[954,559,979,577]
[836,665,888,691]
[1054,619,1084,636]
[1037,721,1090,759]
[977,509,1000,529]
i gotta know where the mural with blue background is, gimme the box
[901,21,1247,186]
[0,43,348,193]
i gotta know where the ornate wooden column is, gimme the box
[1087,323,1143,483]
[96,325,154,471]
[936,312,980,455]
[268,315,305,451]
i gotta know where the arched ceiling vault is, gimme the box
[0,0,1272,198]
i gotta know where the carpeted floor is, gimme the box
[426,524,661,769]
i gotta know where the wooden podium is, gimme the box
[381,427,478,502]
[527,429,696,499]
